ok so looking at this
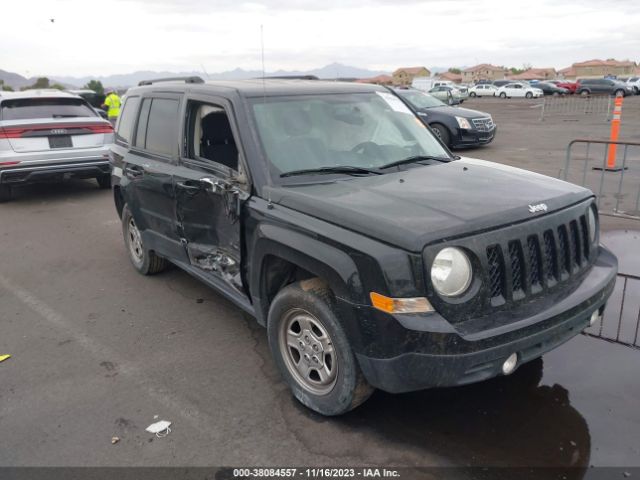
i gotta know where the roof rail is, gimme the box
[261,75,319,80]
[138,76,204,86]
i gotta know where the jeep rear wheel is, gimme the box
[267,278,374,416]
[121,204,167,275]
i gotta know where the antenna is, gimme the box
[200,64,210,80]
[260,24,273,207]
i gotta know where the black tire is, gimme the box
[634,86,639,95]
[0,184,12,203]
[96,174,111,189]
[121,204,167,275]
[430,123,451,147]
[499,92,507,98]
[267,278,374,416]
[525,92,533,99]
[469,91,476,97]
[579,89,589,96]
[614,89,625,97]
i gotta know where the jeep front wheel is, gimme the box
[267,279,373,415]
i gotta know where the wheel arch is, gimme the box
[250,225,363,326]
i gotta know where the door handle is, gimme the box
[176,180,202,192]
[124,165,143,178]
[199,177,229,193]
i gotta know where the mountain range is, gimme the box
[1,63,400,89]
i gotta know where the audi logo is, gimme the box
[50,129,68,134]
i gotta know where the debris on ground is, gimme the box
[0,355,11,363]
[145,420,171,437]
[111,436,120,445]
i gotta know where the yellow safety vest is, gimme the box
[104,93,121,118]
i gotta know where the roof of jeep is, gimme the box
[127,79,387,98]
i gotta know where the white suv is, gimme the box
[626,77,640,95]
[0,90,114,201]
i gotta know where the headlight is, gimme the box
[455,116,472,129]
[587,206,598,244]
[431,247,472,297]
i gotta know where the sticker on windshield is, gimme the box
[376,91,413,115]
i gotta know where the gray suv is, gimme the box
[0,89,114,201]
[576,78,632,96]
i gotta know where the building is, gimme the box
[461,64,508,83]
[355,74,394,86]
[392,67,431,86]
[559,59,637,80]
[435,71,462,83]
[508,68,557,81]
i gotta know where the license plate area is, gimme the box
[48,135,72,149]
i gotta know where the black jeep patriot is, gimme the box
[110,77,617,415]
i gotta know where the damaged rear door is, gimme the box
[174,95,249,295]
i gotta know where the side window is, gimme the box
[186,101,239,172]
[115,96,140,145]
[144,98,179,157]
[134,98,152,148]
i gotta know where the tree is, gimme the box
[84,79,104,95]
[21,77,51,90]
[448,67,461,74]
[51,83,66,90]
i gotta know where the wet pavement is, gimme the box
[1,105,640,471]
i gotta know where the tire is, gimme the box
[430,123,451,147]
[525,92,533,99]
[121,204,167,275]
[96,174,111,189]
[499,92,507,98]
[634,86,639,95]
[0,184,12,203]
[579,90,589,96]
[267,278,374,416]
[614,89,625,97]
[469,92,476,97]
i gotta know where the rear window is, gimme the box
[0,97,97,121]
[116,96,140,145]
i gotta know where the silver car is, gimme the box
[0,89,114,202]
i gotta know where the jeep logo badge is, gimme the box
[51,129,68,135]
[528,203,548,213]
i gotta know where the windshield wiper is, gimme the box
[280,165,382,178]
[379,155,451,170]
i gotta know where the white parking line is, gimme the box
[0,273,215,436]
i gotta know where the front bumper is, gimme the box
[0,159,110,185]
[343,246,617,393]
[452,126,497,148]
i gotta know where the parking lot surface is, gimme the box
[1,98,639,471]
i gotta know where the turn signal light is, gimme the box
[370,292,434,314]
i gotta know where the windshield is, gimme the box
[396,90,446,109]
[250,92,449,178]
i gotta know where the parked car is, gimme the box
[0,89,114,201]
[394,88,497,148]
[547,80,579,94]
[530,81,569,96]
[626,76,640,94]
[428,85,464,104]
[110,76,616,416]
[492,80,511,88]
[576,78,633,96]
[496,83,544,99]
[469,84,498,97]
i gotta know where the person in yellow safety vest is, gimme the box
[101,88,121,125]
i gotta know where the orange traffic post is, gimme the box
[606,95,624,169]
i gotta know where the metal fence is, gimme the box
[584,272,640,350]
[561,139,640,220]
[540,94,612,121]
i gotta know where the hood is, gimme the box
[422,105,490,119]
[269,158,592,252]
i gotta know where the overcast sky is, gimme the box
[1,0,639,77]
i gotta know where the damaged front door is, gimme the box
[174,98,248,295]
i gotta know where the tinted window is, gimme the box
[144,98,179,157]
[1,97,97,121]
[134,98,152,148]
[116,96,140,144]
